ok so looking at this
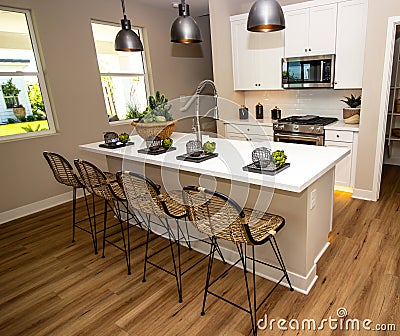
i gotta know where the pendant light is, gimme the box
[170,0,202,44]
[115,0,143,52]
[247,0,285,32]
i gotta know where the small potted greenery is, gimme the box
[131,90,177,139]
[341,94,361,124]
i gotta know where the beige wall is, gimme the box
[355,0,400,194]
[209,0,400,198]
[0,0,213,214]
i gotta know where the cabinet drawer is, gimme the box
[325,130,353,142]
[226,123,273,136]
[227,133,273,143]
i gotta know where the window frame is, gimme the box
[0,6,56,142]
[91,20,151,125]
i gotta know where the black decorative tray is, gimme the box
[243,162,290,175]
[99,141,134,149]
[138,147,176,155]
[176,152,218,163]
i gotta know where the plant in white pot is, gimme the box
[341,94,361,124]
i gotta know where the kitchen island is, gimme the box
[80,133,349,293]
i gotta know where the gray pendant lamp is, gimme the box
[247,0,285,32]
[171,0,202,43]
[115,0,143,52]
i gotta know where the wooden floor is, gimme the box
[1,165,399,336]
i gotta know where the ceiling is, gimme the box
[135,0,210,17]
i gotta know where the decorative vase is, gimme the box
[131,120,177,140]
[343,108,360,124]
[13,106,26,119]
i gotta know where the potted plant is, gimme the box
[1,79,27,119]
[131,91,177,139]
[341,94,361,124]
[13,104,26,120]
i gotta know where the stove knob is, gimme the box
[279,125,284,130]
[273,124,278,129]
[294,125,299,130]
[309,126,315,132]
[316,127,321,132]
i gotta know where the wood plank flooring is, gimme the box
[0,165,399,335]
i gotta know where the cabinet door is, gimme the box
[231,17,284,90]
[253,30,284,90]
[231,20,255,90]
[308,4,337,56]
[325,141,352,187]
[334,0,367,89]
[284,9,309,57]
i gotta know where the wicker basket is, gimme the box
[131,120,177,140]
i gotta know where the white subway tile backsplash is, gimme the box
[244,89,362,119]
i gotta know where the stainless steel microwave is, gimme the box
[282,54,335,88]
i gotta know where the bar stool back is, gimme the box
[74,159,133,273]
[122,171,192,302]
[43,151,95,250]
[183,186,294,336]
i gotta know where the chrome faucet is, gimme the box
[180,79,218,143]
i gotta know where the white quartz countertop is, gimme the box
[324,120,359,131]
[223,118,274,126]
[223,119,359,131]
[79,133,349,193]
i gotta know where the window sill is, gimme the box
[109,119,134,127]
[0,129,57,143]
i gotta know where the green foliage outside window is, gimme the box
[28,83,45,115]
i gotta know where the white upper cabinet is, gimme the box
[334,0,368,89]
[230,15,284,90]
[284,4,337,58]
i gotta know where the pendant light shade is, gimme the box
[115,0,143,52]
[170,1,202,44]
[247,0,285,32]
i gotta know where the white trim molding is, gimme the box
[352,188,376,201]
[374,16,400,202]
[0,190,84,225]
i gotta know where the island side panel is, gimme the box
[106,156,332,293]
[306,167,335,271]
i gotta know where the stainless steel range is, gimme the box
[273,115,338,146]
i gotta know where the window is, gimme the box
[0,7,55,140]
[91,21,149,123]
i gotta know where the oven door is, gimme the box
[274,132,324,146]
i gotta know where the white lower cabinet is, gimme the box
[325,130,358,188]
[225,122,273,143]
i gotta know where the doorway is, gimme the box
[374,17,400,199]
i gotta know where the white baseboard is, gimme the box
[189,239,317,294]
[0,190,84,225]
[352,188,376,201]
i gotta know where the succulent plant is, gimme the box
[141,90,173,123]
[341,94,361,108]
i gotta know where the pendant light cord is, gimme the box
[121,0,127,19]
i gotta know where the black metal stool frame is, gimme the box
[183,186,294,336]
[121,171,226,303]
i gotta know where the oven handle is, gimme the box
[275,133,321,142]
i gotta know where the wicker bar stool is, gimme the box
[74,159,143,274]
[43,151,97,252]
[183,186,293,336]
[121,171,220,303]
